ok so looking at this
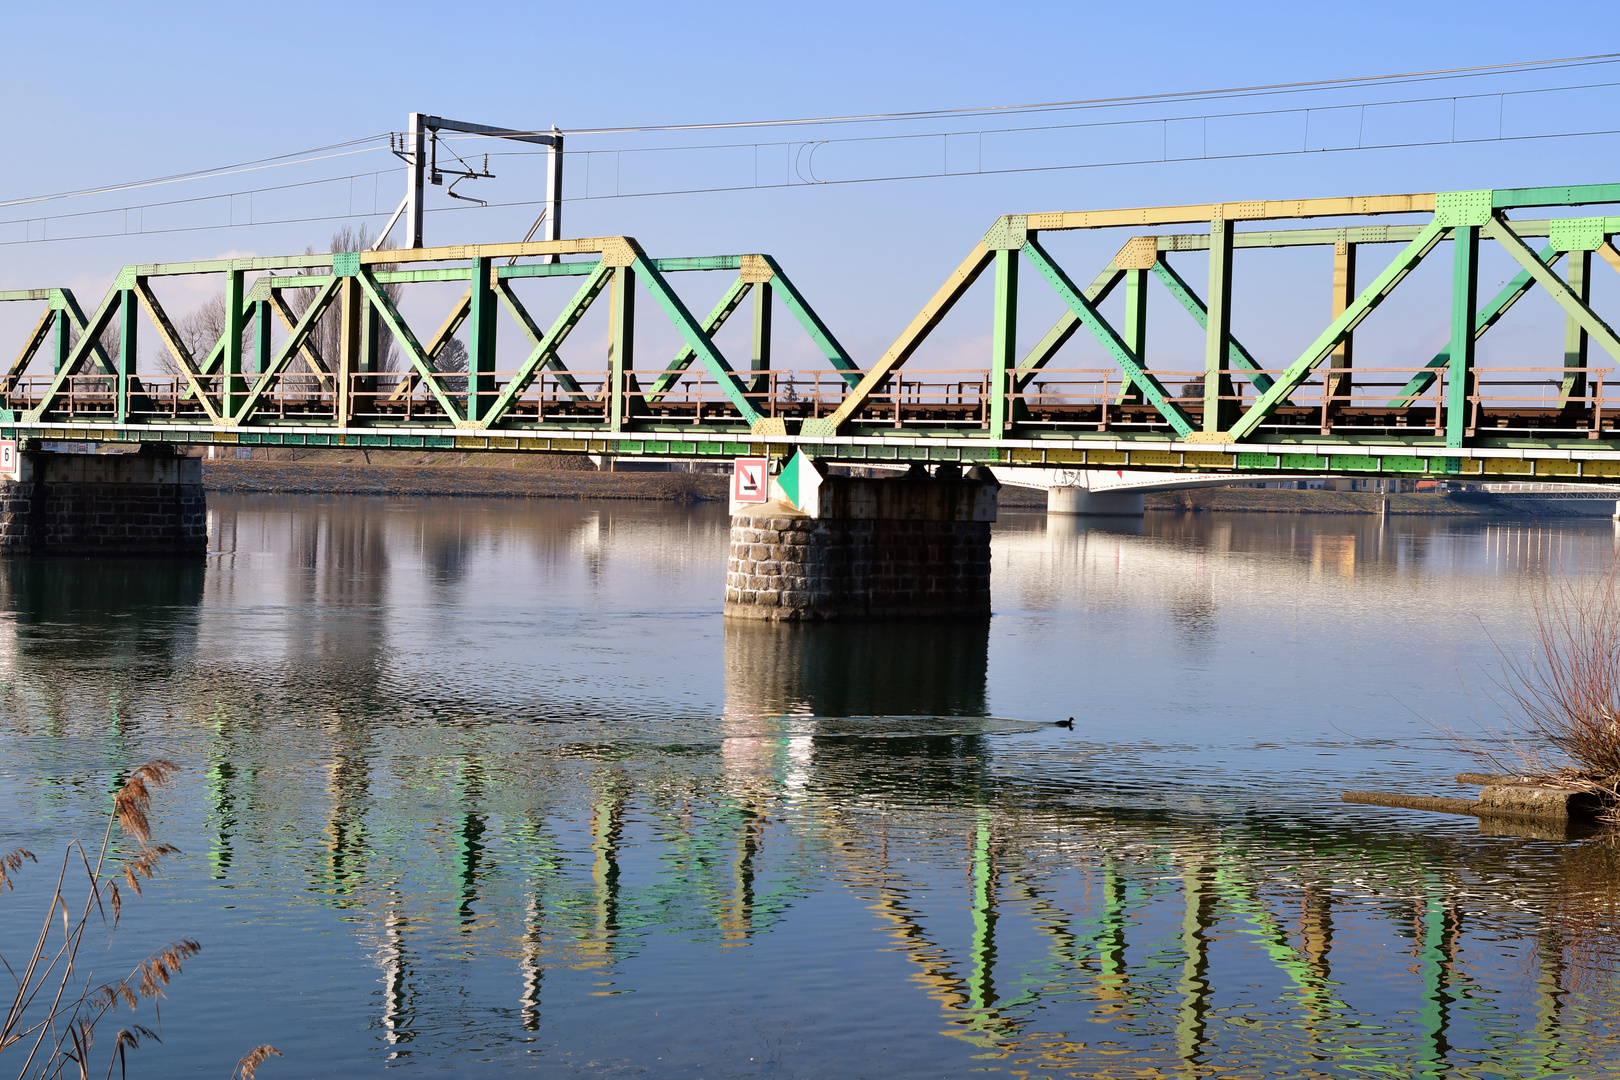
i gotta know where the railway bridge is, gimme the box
[3,182,1619,607]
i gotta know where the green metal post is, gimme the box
[1203,215,1234,431]
[989,247,1018,436]
[609,265,635,431]
[467,256,496,424]
[253,299,272,381]
[116,289,137,424]
[1119,268,1147,404]
[750,281,772,397]
[224,270,245,418]
[336,276,360,425]
[53,309,70,374]
[1561,249,1592,404]
[1447,226,1479,447]
[359,298,380,373]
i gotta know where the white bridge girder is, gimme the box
[991,468,1316,516]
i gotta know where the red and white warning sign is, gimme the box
[731,457,769,504]
[0,441,16,479]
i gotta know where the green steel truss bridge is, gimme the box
[5,182,1620,483]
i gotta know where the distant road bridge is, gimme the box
[4,183,1620,486]
[991,467,1319,513]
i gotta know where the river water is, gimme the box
[2,496,1618,1078]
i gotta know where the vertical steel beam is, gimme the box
[467,257,497,424]
[253,299,272,381]
[337,276,361,425]
[1203,216,1234,431]
[405,113,427,249]
[1561,249,1592,403]
[1120,268,1147,404]
[542,130,563,265]
[608,265,635,431]
[53,309,70,374]
[750,281,772,397]
[988,247,1018,436]
[1447,226,1480,447]
[116,289,137,424]
[1326,242,1356,413]
[224,270,245,419]
[359,298,380,373]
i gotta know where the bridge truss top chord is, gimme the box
[4,183,1620,484]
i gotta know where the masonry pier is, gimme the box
[0,450,206,556]
[724,464,997,621]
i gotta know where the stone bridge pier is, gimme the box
[0,447,206,556]
[724,462,998,621]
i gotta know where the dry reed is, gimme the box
[0,759,279,1078]
[1475,561,1620,813]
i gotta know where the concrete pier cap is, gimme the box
[723,458,998,621]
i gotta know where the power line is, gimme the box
[6,52,1616,213]
[2,54,1617,249]
[467,52,1620,136]
[5,121,1617,250]
[0,135,392,212]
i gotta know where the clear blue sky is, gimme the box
[4,0,1619,377]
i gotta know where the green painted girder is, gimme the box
[1150,258,1283,398]
[1022,237,1195,438]
[1387,244,1561,406]
[630,256,762,426]
[760,255,860,387]
[4,301,59,393]
[646,277,751,403]
[134,278,224,423]
[483,264,612,425]
[1493,183,1620,209]
[1446,224,1479,448]
[266,289,335,387]
[649,256,743,272]
[229,278,342,423]
[355,269,466,422]
[1013,266,1123,389]
[495,280,587,399]
[1483,216,1620,363]
[988,249,1018,437]
[27,283,126,419]
[1229,219,1449,441]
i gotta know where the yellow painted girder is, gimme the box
[821,241,994,429]
[1027,192,1436,232]
[1600,240,1620,276]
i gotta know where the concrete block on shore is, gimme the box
[1476,784,1603,820]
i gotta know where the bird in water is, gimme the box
[1055,717,1075,729]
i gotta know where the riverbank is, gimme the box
[199,457,1587,516]
[202,458,728,501]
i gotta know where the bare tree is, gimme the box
[286,224,403,374]
[149,293,254,377]
[435,337,468,393]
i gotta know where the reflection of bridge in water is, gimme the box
[2,502,1618,1073]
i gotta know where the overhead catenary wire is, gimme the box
[0,135,392,212]
[7,52,1618,215]
[5,119,1619,250]
[1,53,1618,248]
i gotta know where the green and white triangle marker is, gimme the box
[777,450,822,513]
